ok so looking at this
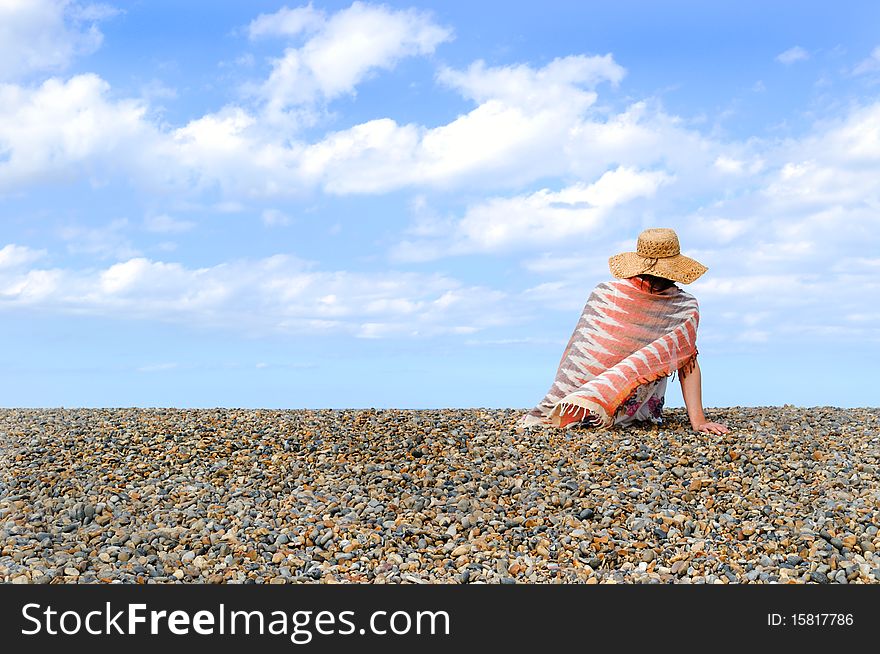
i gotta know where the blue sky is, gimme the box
[2,0,879,409]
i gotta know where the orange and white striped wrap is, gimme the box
[518,277,699,429]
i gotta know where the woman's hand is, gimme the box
[691,420,729,435]
[679,360,729,435]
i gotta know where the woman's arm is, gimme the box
[679,358,729,434]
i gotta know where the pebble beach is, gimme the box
[1,406,878,584]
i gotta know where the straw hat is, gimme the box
[608,228,707,284]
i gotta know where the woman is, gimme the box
[518,228,729,435]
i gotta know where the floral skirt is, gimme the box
[613,377,667,427]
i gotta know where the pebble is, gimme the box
[451,545,471,557]
[811,571,829,584]
[0,406,877,585]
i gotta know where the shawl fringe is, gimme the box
[550,399,608,429]
[671,349,699,382]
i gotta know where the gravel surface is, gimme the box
[1,406,878,584]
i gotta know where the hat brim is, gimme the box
[608,252,707,284]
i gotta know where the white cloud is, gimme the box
[0,4,447,199]
[144,214,195,234]
[0,45,720,204]
[0,243,46,269]
[248,3,325,40]
[0,74,309,197]
[0,247,519,338]
[298,55,651,194]
[673,101,880,263]
[776,46,809,65]
[713,155,744,174]
[742,103,880,260]
[483,92,880,349]
[255,1,452,114]
[437,54,624,108]
[853,46,880,75]
[562,100,727,189]
[0,0,116,81]
[3,4,880,358]
[0,74,154,191]
[393,166,671,260]
[157,106,325,198]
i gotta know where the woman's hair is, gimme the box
[637,274,676,294]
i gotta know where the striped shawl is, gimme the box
[519,277,699,429]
